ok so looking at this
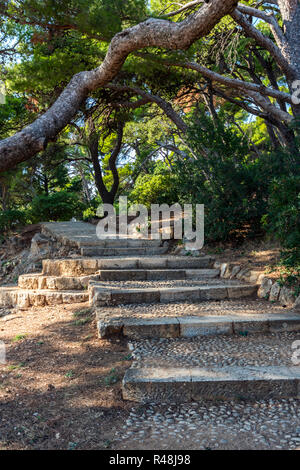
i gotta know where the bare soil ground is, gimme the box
[0,302,132,450]
[207,239,284,280]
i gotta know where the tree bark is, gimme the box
[277,0,300,116]
[89,122,124,205]
[233,1,300,117]
[107,84,187,133]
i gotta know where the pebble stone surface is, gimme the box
[113,399,300,450]
[93,279,242,289]
[97,299,290,320]
[114,326,300,450]
[128,331,300,368]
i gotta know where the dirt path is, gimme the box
[0,303,132,450]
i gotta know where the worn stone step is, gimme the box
[91,283,258,306]
[79,238,163,248]
[122,330,300,402]
[94,299,291,321]
[42,221,99,248]
[80,246,168,257]
[95,268,219,281]
[128,330,300,370]
[42,256,215,276]
[0,286,88,308]
[18,273,98,290]
[97,313,300,339]
[122,366,300,403]
[18,268,219,290]
[41,221,163,248]
[0,286,18,308]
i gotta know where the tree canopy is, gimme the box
[0,0,299,273]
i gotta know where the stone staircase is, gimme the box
[1,221,300,405]
[99,299,300,403]
[0,253,256,308]
[41,221,169,257]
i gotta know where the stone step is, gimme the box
[94,299,291,320]
[122,331,300,402]
[91,283,258,306]
[42,256,215,276]
[0,286,88,308]
[18,273,98,290]
[94,268,219,281]
[41,221,99,248]
[79,238,163,248]
[0,286,18,308]
[115,399,300,450]
[80,246,168,257]
[97,313,300,339]
[41,221,163,248]
[18,268,220,290]
[122,366,300,403]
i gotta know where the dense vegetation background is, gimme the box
[0,0,299,280]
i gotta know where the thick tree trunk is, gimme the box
[89,135,112,204]
[278,0,300,78]
[0,179,8,211]
[265,123,281,149]
[43,175,49,196]
[277,0,300,117]
[89,122,124,205]
[233,2,300,118]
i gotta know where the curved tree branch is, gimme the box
[169,60,293,107]
[231,8,296,81]
[106,84,187,133]
[162,1,203,18]
[237,3,288,50]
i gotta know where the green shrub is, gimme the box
[130,165,178,208]
[30,191,84,223]
[0,209,28,233]
[263,174,300,284]
[82,207,97,221]
[173,113,266,242]
[263,175,300,250]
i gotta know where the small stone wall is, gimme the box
[214,261,299,311]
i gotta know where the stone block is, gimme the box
[160,287,199,303]
[227,285,257,299]
[199,286,228,301]
[279,287,296,307]
[179,317,233,337]
[257,277,273,299]
[269,282,281,302]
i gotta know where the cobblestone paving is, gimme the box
[98,299,290,320]
[114,399,300,450]
[128,331,300,368]
[94,279,247,289]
